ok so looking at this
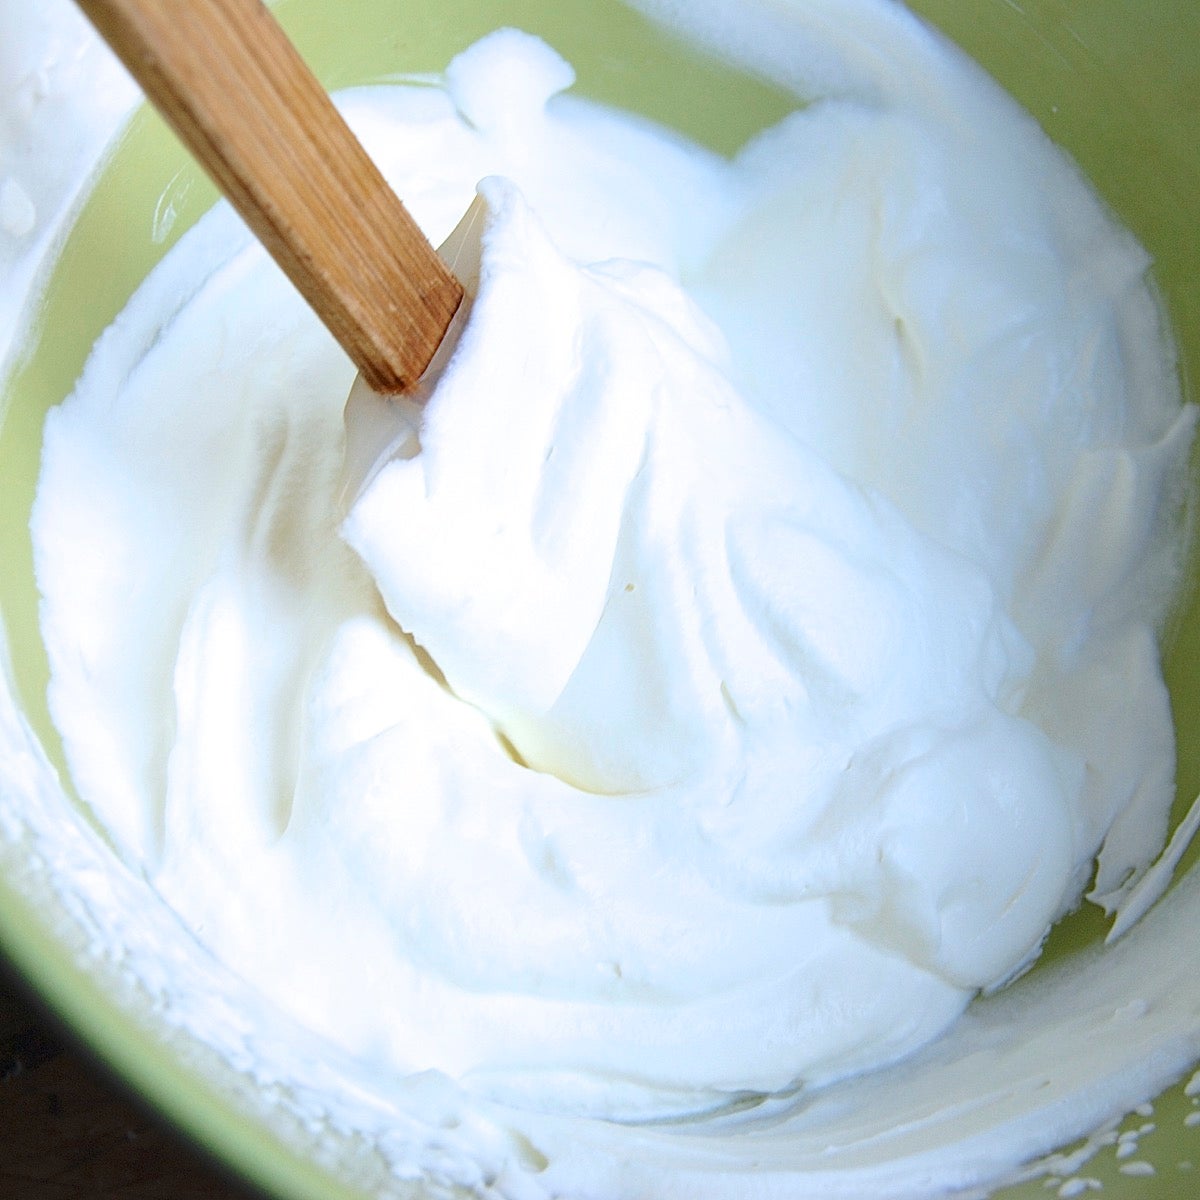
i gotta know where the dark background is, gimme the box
[0,954,261,1199]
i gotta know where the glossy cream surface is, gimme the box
[8,1,1200,1195]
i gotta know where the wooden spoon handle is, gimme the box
[76,0,464,394]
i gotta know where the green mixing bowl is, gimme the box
[1,1,1198,1197]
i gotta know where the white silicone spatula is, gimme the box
[75,0,465,395]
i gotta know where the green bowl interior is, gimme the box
[0,0,1198,1196]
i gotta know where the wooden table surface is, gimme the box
[0,954,266,1199]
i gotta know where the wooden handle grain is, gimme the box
[76,0,464,394]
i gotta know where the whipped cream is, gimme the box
[0,3,136,369]
[8,2,1199,1195]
